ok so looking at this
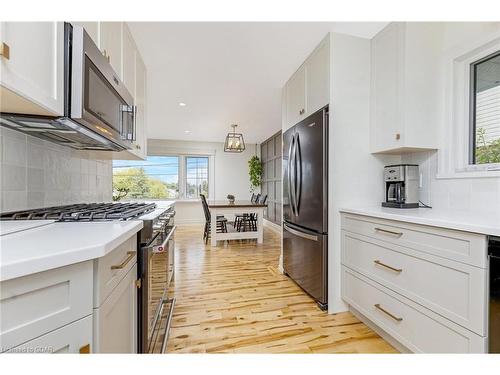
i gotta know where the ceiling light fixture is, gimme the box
[224,124,245,153]
[179,102,187,107]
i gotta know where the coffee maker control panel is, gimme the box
[384,165,404,182]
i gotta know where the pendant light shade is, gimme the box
[224,124,246,153]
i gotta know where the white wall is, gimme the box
[0,127,112,212]
[328,33,399,313]
[148,138,259,224]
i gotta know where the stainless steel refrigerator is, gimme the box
[283,106,328,310]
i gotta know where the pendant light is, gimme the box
[224,124,246,153]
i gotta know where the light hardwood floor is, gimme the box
[165,224,397,353]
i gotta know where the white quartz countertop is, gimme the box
[340,206,500,237]
[0,220,143,282]
[0,220,55,236]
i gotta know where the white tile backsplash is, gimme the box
[0,128,112,212]
[402,150,500,214]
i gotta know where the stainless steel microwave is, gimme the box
[0,23,135,151]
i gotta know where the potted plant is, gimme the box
[248,155,263,192]
[227,194,235,204]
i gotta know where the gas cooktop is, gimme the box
[0,202,157,222]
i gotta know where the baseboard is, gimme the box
[348,305,409,353]
[263,219,282,234]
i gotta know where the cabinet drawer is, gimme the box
[6,315,93,354]
[93,234,137,307]
[0,261,93,352]
[93,264,137,353]
[341,231,487,335]
[341,267,486,353]
[341,214,487,268]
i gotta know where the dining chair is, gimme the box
[246,194,267,231]
[236,193,264,232]
[200,194,228,244]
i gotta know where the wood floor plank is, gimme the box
[163,224,397,354]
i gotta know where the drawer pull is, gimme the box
[111,251,136,270]
[374,304,403,322]
[374,227,403,237]
[374,259,402,273]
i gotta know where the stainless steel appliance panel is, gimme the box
[489,237,500,353]
[283,107,328,233]
[283,222,327,308]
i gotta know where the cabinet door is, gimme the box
[72,22,99,46]
[306,38,330,115]
[286,66,306,128]
[6,315,93,354]
[0,22,64,116]
[99,22,122,79]
[122,24,136,97]
[93,264,138,353]
[370,23,404,153]
[134,54,147,159]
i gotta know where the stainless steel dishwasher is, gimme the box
[489,237,500,353]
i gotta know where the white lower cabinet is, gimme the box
[7,316,93,354]
[342,267,486,353]
[93,264,138,353]
[0,261,93,352]
[340,213,488,353]
[0,234,139,354]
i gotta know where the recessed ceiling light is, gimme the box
[184,130,191,134]
[179,102,187,107]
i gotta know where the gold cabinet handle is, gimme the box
[111,251,136,270]
[395,133,401,140]
[374,304,403,322]
[0,42,10,60]
[79,344,90,354]
[374,227,403,237]
[374,259,403,273]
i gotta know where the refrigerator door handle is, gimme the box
[290,134,298,216]
[288,134,295,216]
[295,133,302,214]
[283,223,318,242]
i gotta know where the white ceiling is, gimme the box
[128,22,388,144]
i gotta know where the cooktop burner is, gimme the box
[0,202,157,222]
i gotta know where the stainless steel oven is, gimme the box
[138,206,176,353]
[0,23,135,151]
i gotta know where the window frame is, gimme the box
[112,154,212,201]
[184,155,210,200]
[437,32,500,179]
[468,50,500,165]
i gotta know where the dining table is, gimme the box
[207,200,267,246]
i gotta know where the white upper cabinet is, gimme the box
[306,37,330,116]
[122,24,136,97]
[99,22,122,79]
[0,22,64,116]
[134,53,148,159]
[285,66,306,129]
[283,34,330,131]
[370,22,442,154]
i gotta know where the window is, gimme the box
[112,155,210,201]
[113,156,180,200]
[185,156,209,199]
[470,51,500,165]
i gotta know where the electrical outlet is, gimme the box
[419,172,423,189]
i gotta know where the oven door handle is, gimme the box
[148,226,176,253]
